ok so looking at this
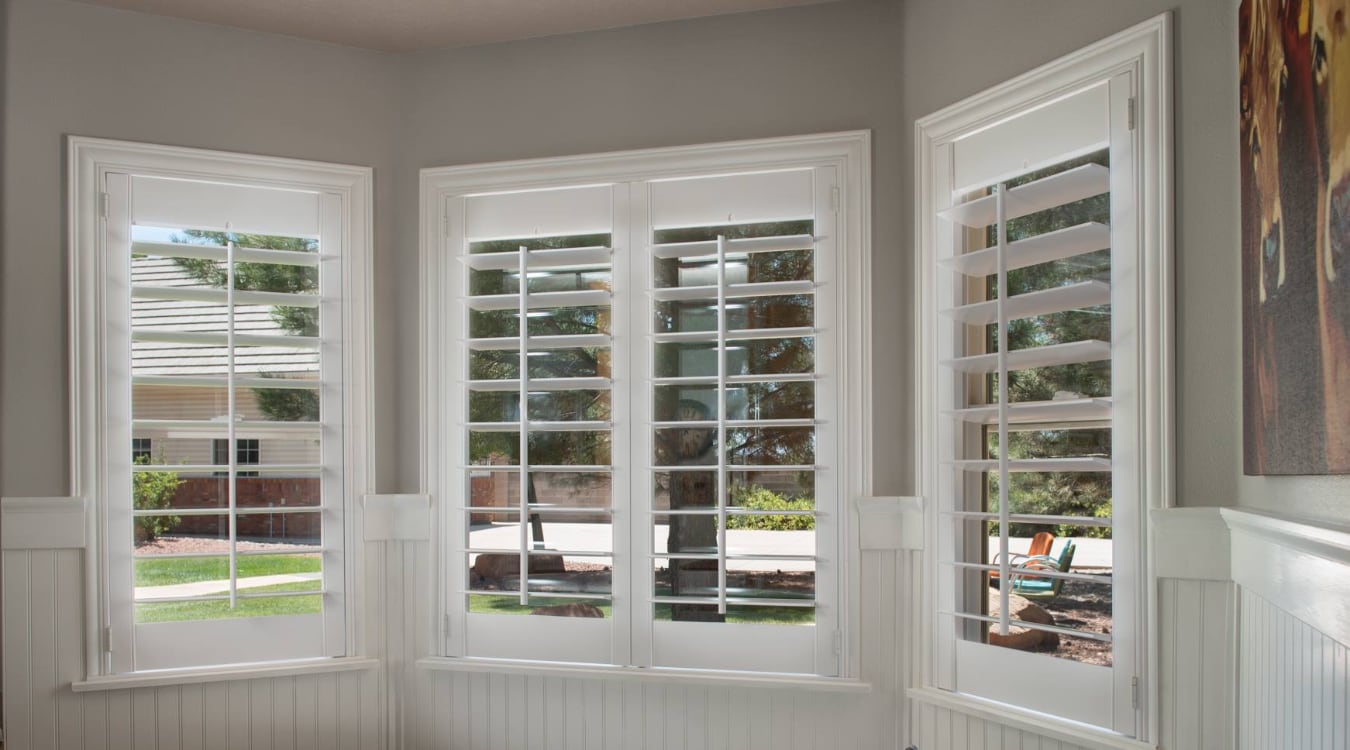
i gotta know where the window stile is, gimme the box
[104,170,137,674]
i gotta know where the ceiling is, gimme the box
[75,0,838,52]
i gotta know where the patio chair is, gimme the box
[988,531,1056,583]
[1008,542,1077,601]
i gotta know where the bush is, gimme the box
[726,486,815,531]
[133,457,182,543]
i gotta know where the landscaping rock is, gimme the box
[472,552,565,579]
[987,592,1061,651]
[531,603,604,618]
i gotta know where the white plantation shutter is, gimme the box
[930,75,1145,732]
[450,185,622,663]
[437,149,857,676]
[104,174,349,671]
[637,167,838,674]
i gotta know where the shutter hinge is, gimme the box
[442,212,450,238]
[830,186,841,212]
[444,613,452,637]
[99,192,110,218]
[1131,676,1140,708]
[104,626,114,653]
[1127,97,1137,131]
[832,630,843,655]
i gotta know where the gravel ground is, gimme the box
[1037,579,1113,666]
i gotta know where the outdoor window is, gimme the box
[214,438,261,477]
[71,139,372,674]
[426,134,869,675]
[917,19,1170,739]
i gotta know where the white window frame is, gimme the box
[915,15,1172,740]
[70,137,374,677]
[421,132,871,677]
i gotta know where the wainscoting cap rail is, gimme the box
[1150,506,1230,580]
[855,495,924,550]
[362,493,432,541]
[1220,507,1350,566]
[1,496,88,549]
[1221,506,1350,648]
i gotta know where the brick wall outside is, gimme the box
[168,476,321,540]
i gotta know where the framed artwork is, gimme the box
[1241,0,1350,474]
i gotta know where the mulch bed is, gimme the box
[134,535,319,555]
[1036,577,1113,666]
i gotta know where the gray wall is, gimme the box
[397,0,906,493]
[4,0,1347,526]
[897,0,1350,522]
[0,0,404,495]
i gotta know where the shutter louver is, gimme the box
[936,150,1117,650]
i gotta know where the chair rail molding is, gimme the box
[1222,508,1350,647]
[1,496,88,549]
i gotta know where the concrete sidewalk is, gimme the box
[467,522,1114,571]
[136,572,322,601]
[988,537,1112,569]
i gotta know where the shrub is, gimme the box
[726,486,815,531]
[133,457,182,543]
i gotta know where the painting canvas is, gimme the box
[1241,0,1350,474]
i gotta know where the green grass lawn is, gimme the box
[135,553,320,586]
[135,581,321,623]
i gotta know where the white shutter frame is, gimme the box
[69,138,373,677]
[915,14,1172,741]
[422,132,871,678]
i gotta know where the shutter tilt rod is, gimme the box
[995,186,1010,637]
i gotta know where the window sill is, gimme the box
[417,657,872,693]
[71,656,380,693]
[907,687,1154,750]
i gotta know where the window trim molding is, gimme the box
[68,136,376,678]
[420,131,872,677]
[913,13,1173,741]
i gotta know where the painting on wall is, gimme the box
[1241,0,1350,474]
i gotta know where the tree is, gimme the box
[173,231,320,422]
[985,151,1114,539]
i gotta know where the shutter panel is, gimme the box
[642,167,831,674]
[117,178,344,671]
[928,73,1145,730]
[457,185,619,664]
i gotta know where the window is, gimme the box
[213,438,260,477]
[71,138,372,674]
[425,133,870,675]
[916,18,1170,738]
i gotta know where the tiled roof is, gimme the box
[132,257,318,376]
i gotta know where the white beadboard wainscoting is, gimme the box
[1,497,385,750]
[7,498,1350,749]
[399,545,918,749]
[1225,510,1350,750]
